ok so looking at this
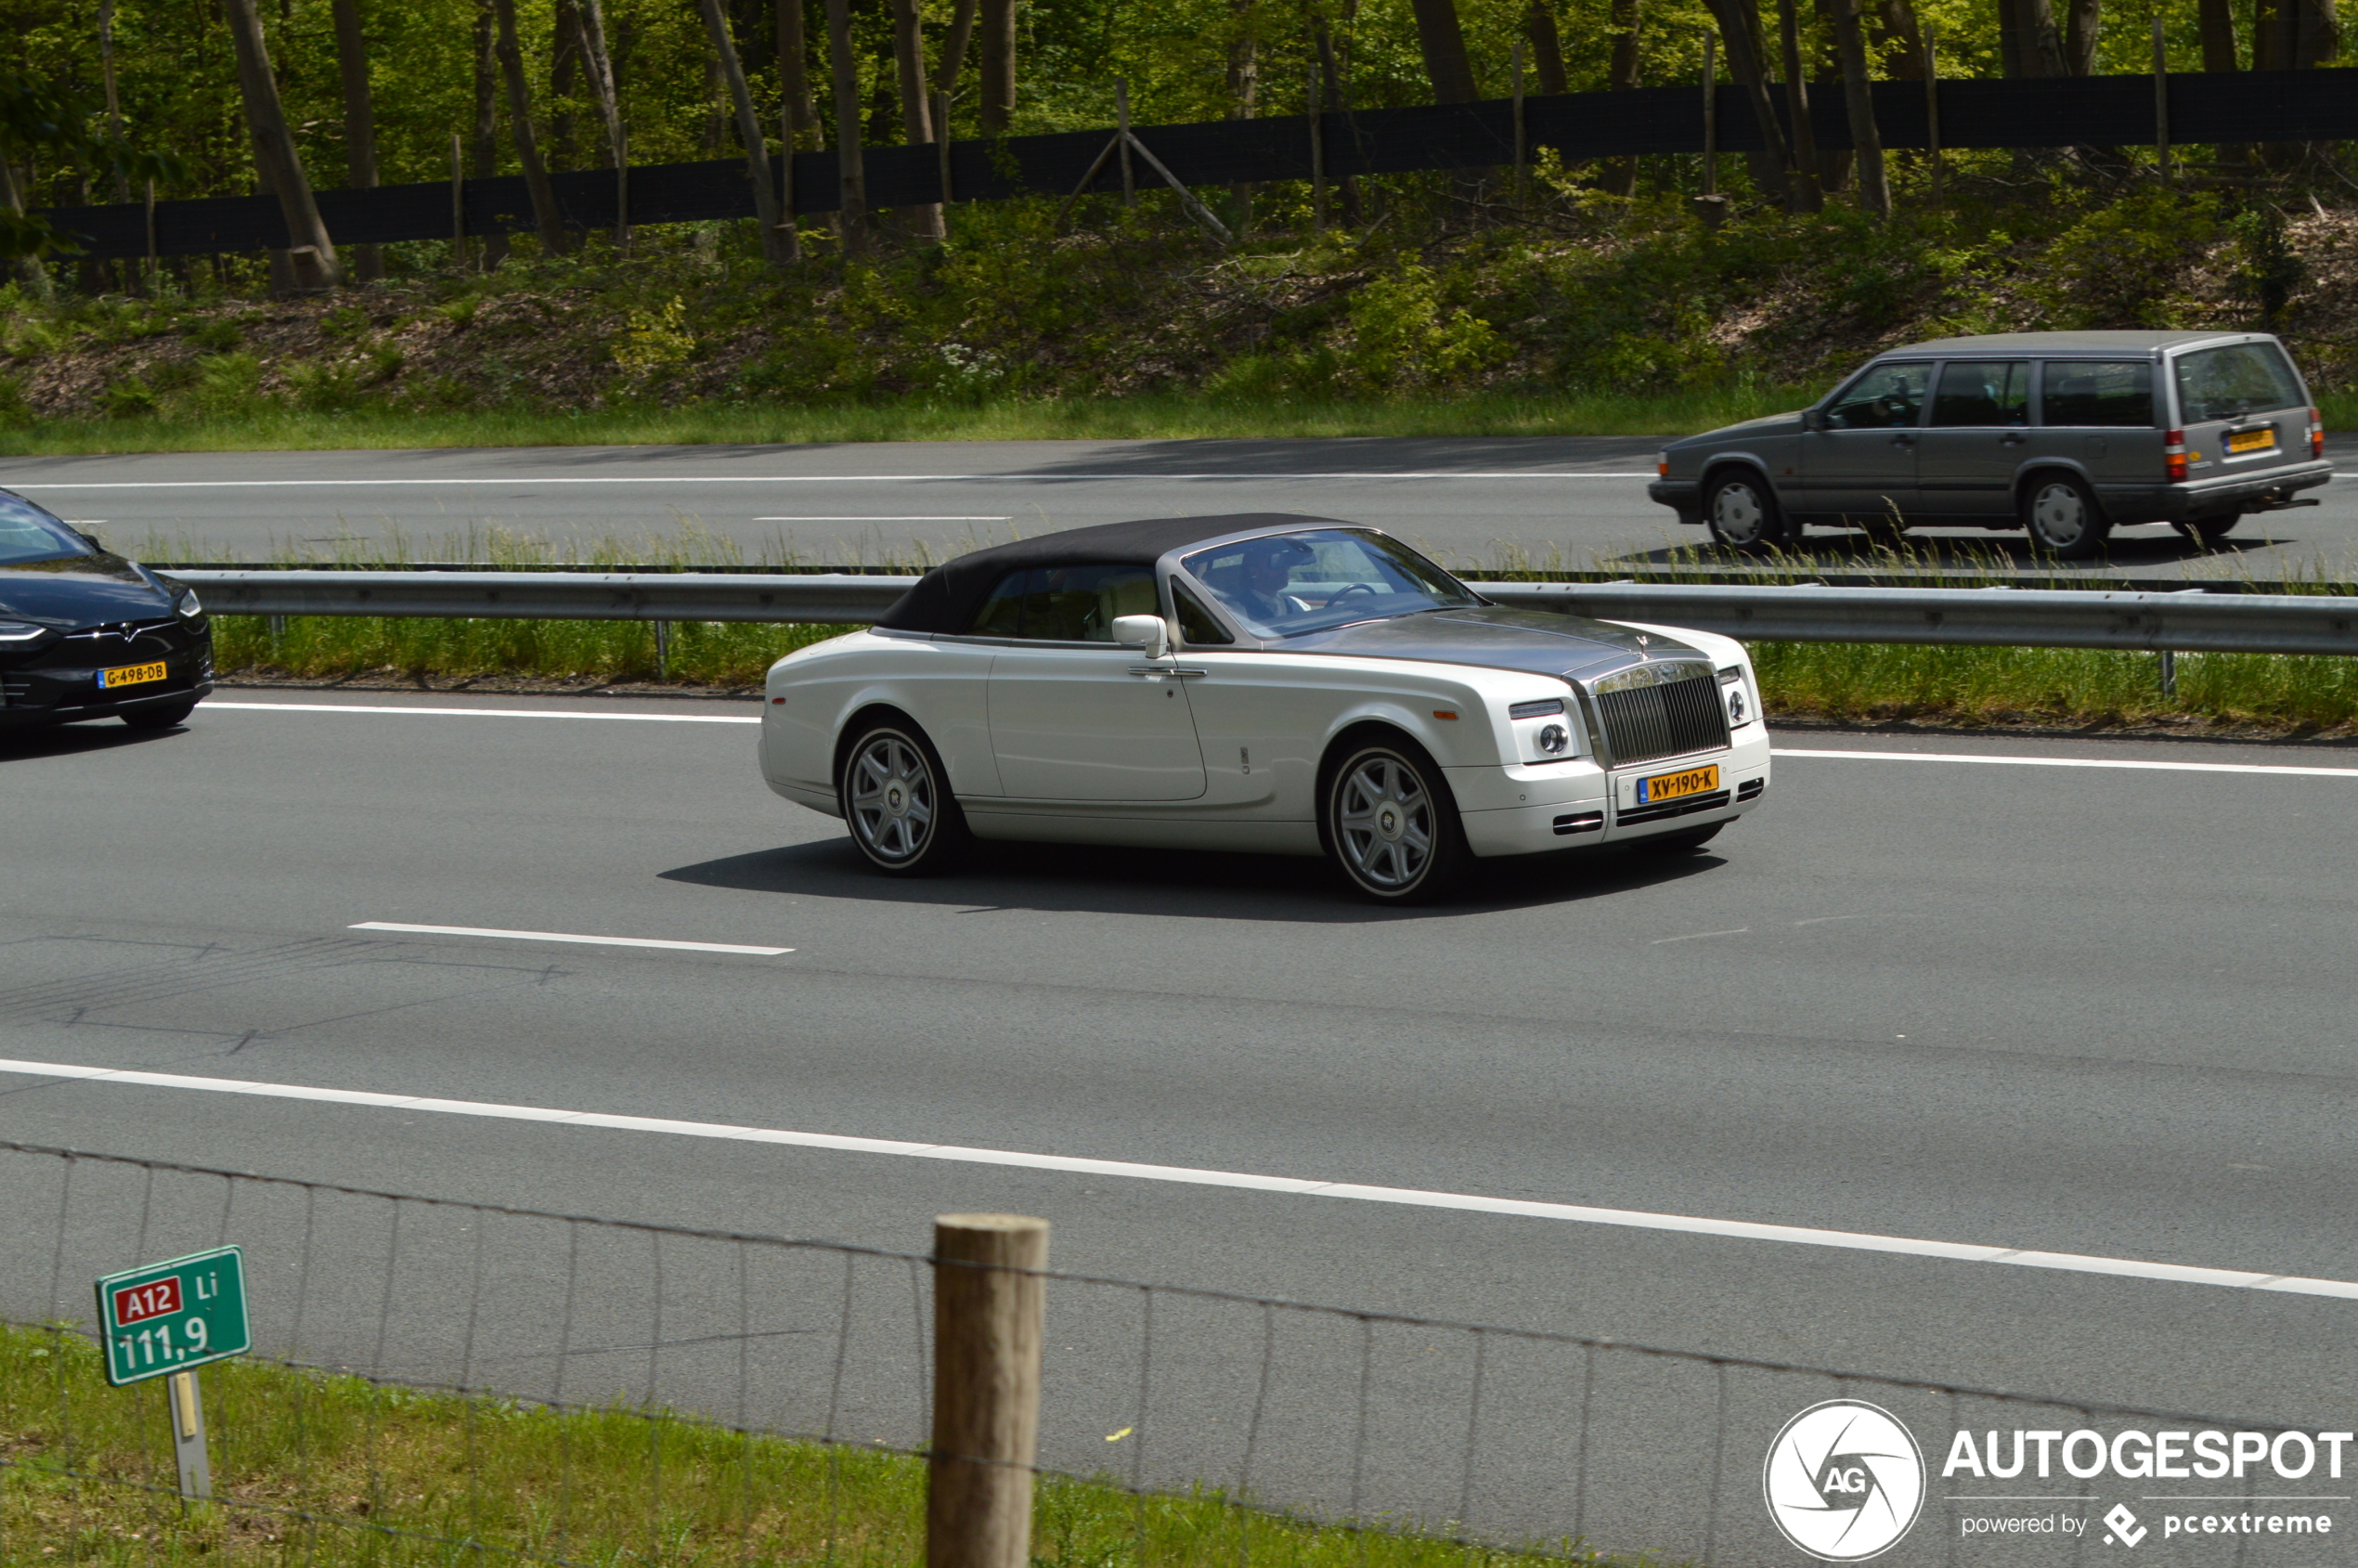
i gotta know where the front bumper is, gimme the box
[2098,460,2334,524]
[1649,478,1704,525]
[1,622,214,728]
[1454,729,1772,859]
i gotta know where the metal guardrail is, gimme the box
[168,569,2358,656]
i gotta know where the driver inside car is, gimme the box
[1231,538,1316,625]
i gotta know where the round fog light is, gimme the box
[1536,723,1570,756]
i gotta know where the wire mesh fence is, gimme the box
[0,1137,2341,1567]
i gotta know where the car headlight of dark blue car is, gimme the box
[0,619,51,644]
[175,590,204,619]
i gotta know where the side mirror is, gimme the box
[1111,615,1171,658]
[1800,408,1822,433]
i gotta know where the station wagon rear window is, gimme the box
[2173,343,2305,424]
[1183,529,1476,639]
[2040,362,2153,427]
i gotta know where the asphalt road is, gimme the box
[5,693,2358,1562]
[3,437,2353,579]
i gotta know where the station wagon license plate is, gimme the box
[1636,764,1719,804]
[98,661,168,690]
[2226,428,2276,454]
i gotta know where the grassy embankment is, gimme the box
[0,1324,1580,1567]
[192,530,2358,738]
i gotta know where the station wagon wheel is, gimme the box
[839,720,969,875]
[2021,473,2110,560]
[1704,472,1791,554]
[1325,740,1468,903]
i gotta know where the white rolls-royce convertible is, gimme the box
[759,515,1770,902]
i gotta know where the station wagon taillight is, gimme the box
[2164,429,2188,483]
[1656,449,1669,478]
[2313,408,2326,459]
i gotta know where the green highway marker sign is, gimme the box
[95,1246,250,1386]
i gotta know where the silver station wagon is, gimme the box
[1650,330,2330,558]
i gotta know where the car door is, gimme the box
[1800,361,1930,521]
[978,564,1208,801]
[2034,358,2162,497]
[1915,359,2032,516]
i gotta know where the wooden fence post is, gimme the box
[928,1214,1048,1568]
[2153,16,2171,186]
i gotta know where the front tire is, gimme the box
[1704,472,1793,553]
[838,719,969,875]
[2022,473,2110,560]
[1324,738,1468,903]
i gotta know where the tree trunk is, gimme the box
[1315,20,1363,225]
[697,0,789,265]
[222,0,340,290]
[887,0,945,240]
[472,0,510,268]
[2065,0,2101,71]
[1703,0,1794,206]
[977,0,1015,134]
[1828,0,1888,213]
[2197,0,2240,66]
[2015,0,2068,72]
[1600,0,1640,194]
[824,0,868,247]
[1873,0,1924,73]
[490,0,568,254]
[2292,0,2339,64]
[779,0,823,144]
[1226,0,1257,230]
[575,0,626,244]
[330,0,382,280]
[1524,2,1568,94]
[1408,0,1479,101]
[1776,0,1823,209]
[935,0,979,95]
[551,0,583,170]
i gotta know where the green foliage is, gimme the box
[183,317,242,351]
[97,373,156,419]
[0,371,30,425]
[2027,188,2227,329]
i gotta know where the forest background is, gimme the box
[0,0,2349,445]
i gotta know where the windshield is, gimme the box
[1181,529,1478,639]
[0,493,97,566]
[2174,343,2306,424]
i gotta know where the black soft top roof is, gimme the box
[875,512,1346,634]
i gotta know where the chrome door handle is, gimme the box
[1129,666,1208,678]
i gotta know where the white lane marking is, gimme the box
[1649,927,1750,944]
[1774,746,2358,779]
[351,922,791,955]
[204,701,758,724]
[3,472,1654,488]
[1,1056,2350,1300]
[751,515,1012,522]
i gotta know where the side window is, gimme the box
[1172,583,1234,645]
[1823,363,1931,429]
[2040,361,2154,428]
[963,564,1158,641]
[1929,361,2030,427]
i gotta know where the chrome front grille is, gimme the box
[1590,665,1730,767]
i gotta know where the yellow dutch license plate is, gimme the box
[98,661,168,690]
[1636,763,1719,804]
[2227,428,2276,454]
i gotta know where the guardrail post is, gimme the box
[928,1213,1048,1568]
[2159,648,2177,697]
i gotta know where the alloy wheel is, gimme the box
[847,732,937,864]
[1335,752,1435,893]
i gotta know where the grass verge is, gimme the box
[0,387,1819,456]
[0,1324,1583,1567]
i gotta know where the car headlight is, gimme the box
[1718,665,1751,727]
[0,619,49,642]
[175,590,204,618]
[1536,723,1570,755]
